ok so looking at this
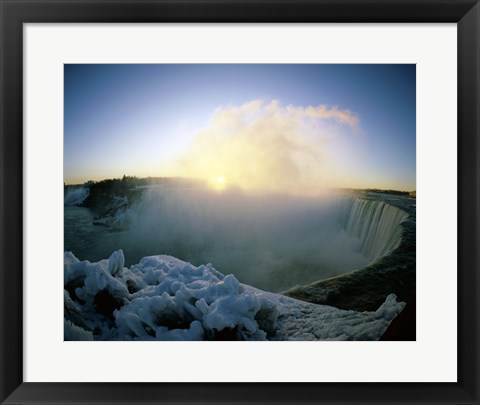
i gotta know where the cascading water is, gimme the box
[64,186,90,206]
[285,193,415,315]
[338,197,408,262]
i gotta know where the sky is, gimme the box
[64,64,415,192]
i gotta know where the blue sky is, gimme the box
[64,64,415,191]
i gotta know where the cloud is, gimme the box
[286,104,359,128]
[166,100,359,195]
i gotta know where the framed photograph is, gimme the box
[1,0,478,404]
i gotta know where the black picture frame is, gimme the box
[1,1,479,404]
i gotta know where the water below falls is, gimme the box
[65,189,410,293]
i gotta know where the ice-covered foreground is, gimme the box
[64,250,405,341]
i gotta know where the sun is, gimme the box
[211,176,226,191]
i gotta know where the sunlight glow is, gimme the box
[210,176,227,192]
[168,100,360,195]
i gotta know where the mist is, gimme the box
[164,100,360,195]
[111,187,369,292]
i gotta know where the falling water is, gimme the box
[339,197,408,261]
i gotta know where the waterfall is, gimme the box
[339,197,408,262]
[64,187,89,206]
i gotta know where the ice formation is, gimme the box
[64,250,405,341]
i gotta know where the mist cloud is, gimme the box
[167,100,360,195]
[114,189,369,292]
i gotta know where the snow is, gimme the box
[64,319,94,341]
[258,288,405,341]
[64,251,405,341]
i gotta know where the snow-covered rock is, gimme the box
[64,251,405,341]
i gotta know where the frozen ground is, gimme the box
[64,250,405,341]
